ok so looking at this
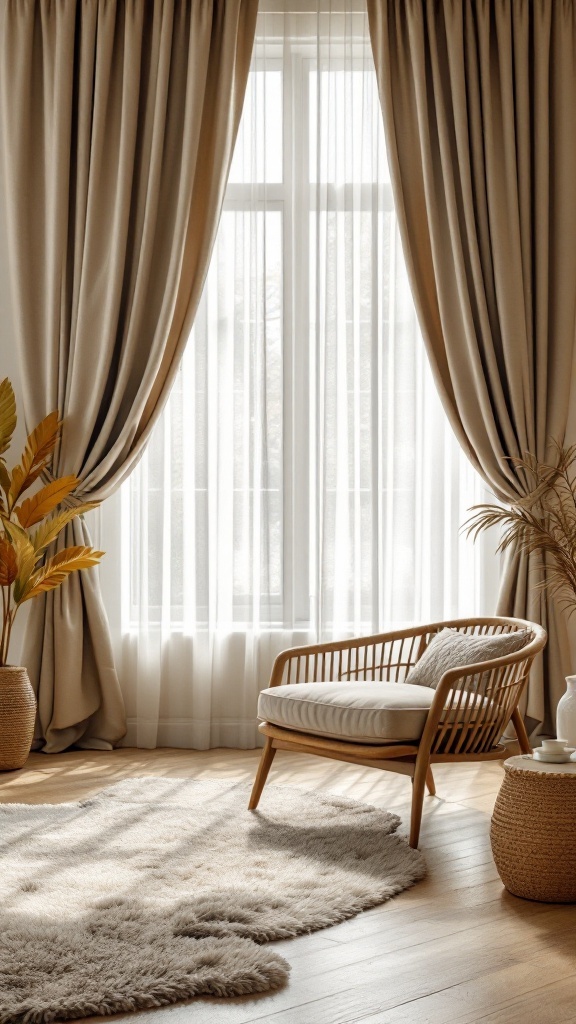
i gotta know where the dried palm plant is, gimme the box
[465,442,576,617]
[0,378,103,666]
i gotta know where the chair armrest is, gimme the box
[418,640,543,757]
[267,626,431,687]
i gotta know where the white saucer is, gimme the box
[533,747,574,763]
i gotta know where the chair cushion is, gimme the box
[258,682,432,743]
[258,681,489,744]
[405,627,531,689]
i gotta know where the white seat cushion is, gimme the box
[258,682,436,743]
[258,681,491,744]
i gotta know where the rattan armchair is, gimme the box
[248,617,547,848]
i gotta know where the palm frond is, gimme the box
[22,546,104,603]
[8,412,61,508]
[15,476,79,528]
[0,379,17,458]
[466,443,576,607]
[0,538,18,587]
[31,503,98,555]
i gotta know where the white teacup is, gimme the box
[541,738,569,751]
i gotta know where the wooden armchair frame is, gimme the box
[248,616,547,848]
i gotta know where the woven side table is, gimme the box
[491,755,576,903]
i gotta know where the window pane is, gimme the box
[309,68,390,184]
[229,70,283,184]
[129,208,283,626]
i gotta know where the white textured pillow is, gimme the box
[405,627,531,690]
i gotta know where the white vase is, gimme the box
[556,675,576,747]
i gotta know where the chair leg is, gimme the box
[410,754,429,849]
[425,765,436,796]
[248,737,276,810]
[511,707,532,755]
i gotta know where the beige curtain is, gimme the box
[367,0,576,733]
[0,0,257,752]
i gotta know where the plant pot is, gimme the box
[557,675,576,748]
[0,666,36,771]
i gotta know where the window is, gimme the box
[120,12,494,637]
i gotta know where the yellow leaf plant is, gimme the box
[0,378,103,666]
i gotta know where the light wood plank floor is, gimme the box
[2,748,576,1024]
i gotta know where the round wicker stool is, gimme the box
[491,755,576,903]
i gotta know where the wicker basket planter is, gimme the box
[0,667,36,771]
[491,757,576,903]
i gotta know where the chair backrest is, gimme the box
[419,617,547,756]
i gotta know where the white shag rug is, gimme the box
[0,777,425,1023]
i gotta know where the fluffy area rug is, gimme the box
[0,777,425,1023]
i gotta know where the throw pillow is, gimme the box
[405,627,531,690]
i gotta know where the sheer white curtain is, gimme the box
[99,1,498,749]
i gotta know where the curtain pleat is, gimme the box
[368,0,576,734]
[0,0,257,752]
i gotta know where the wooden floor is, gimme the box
[2,747,576,1024]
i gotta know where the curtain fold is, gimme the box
[0,0,257,752]
[367,0,576,734]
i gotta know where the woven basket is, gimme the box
[0,666,36,771]
[491,762,576,903]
